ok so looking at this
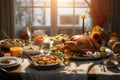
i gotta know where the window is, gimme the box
[14,0,91,36]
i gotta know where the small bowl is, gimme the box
[22,45,40,55]
[104,60,119,69]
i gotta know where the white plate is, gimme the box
[0,57,22,68]
[0,57,17,66]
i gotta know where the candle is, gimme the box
[81,14,86,34]
[81,14,86,19]
[10,47,22,57]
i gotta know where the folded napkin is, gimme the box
[21,61,94,80]
[64,61,94,74]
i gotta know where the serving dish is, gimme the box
[0,39,25,49]
[29,55,63,70]
[22,45,40,55]
[0,57,22,68]
[103,60,119,69]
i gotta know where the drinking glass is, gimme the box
[10,47,22,57]
[63,54,70,65]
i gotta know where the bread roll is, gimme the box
[112,41,120,53]
[108,37,119,48]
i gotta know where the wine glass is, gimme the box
[25,26,32,45]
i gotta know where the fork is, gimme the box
[100,62,106,72]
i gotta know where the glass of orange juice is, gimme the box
[10,47,22,57]
[63,54,70,65]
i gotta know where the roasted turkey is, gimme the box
[63,35,101,53]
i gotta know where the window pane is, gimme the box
[58,29,73,35]
[18,0,32,7]
[14,0,91,36]
[57,0,73,7]
[75,0,90,7]
[15,8,32,26]
[34,0,50,6]
[33,8,51,26]
[58,8,73,26]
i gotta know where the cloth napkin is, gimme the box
[21,60,94,80]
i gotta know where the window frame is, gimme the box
[14,0,91,36]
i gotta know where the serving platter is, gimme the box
[71,48,113,60]
[70,54,111,60]
[52,47,113,60]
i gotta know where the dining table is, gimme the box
[0,36,120,80]
[1,52,120,80]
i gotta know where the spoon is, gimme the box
[23,53,38,66]
[46,50,51,56]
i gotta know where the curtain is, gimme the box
[110,0,120,36]
[85,0,120,36]
[93,0,120,36]
[0,0,15,40]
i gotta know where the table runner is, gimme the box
[21,60,94,80]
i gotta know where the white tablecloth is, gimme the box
[21,60,94,80]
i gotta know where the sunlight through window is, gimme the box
[15,0,91,36]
